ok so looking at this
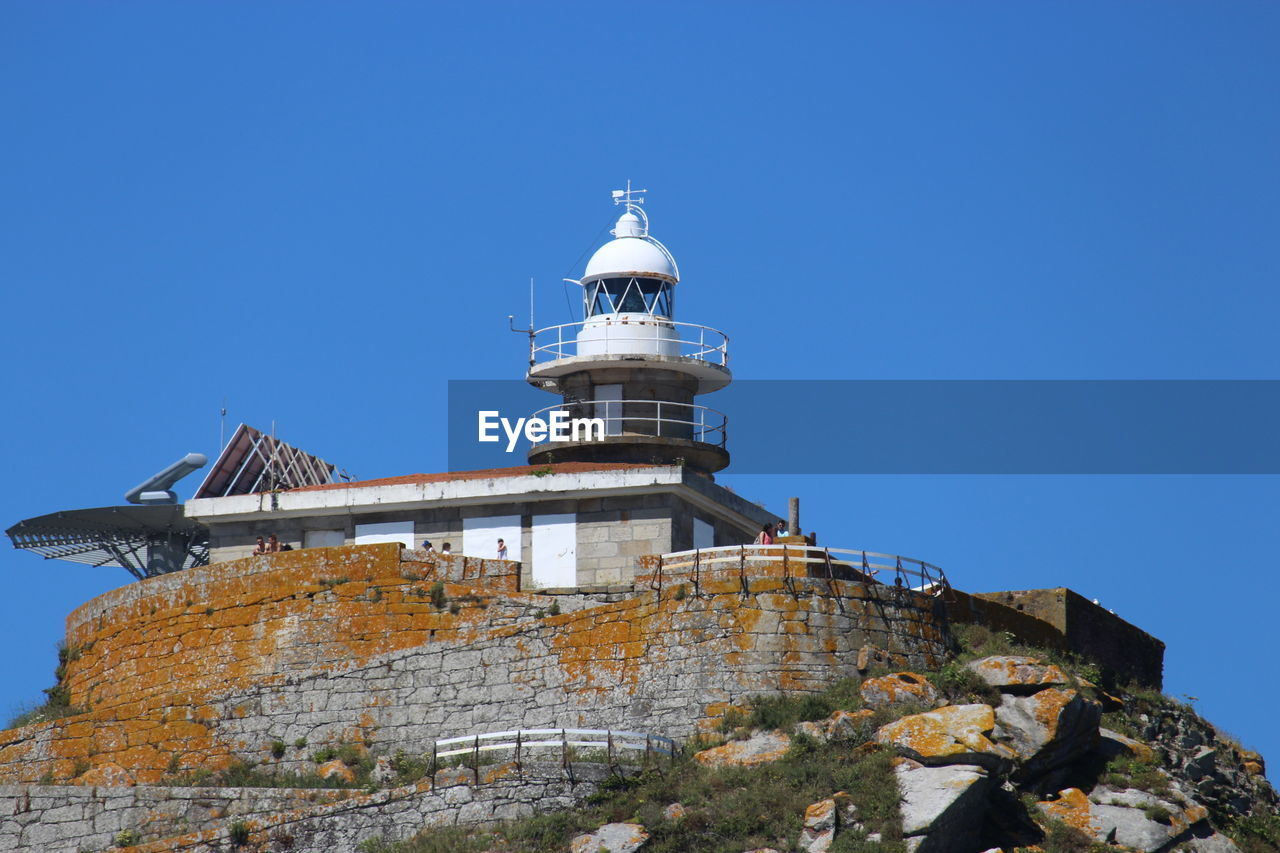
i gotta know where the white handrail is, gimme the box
[432,728,676,761]
[530,319,730,366]
[656,544,949,589]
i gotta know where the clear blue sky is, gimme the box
[3,3,1277,762]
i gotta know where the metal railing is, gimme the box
[432,728,676,771]
[655,544,949,592]
[530,319,729,366]
[526,401,728,448]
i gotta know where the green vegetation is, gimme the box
[949,624,1101,690]
[360,741,905,853]
[428,582,447,609]
[744,678,862,730]
[159,759,365,790]
[1229,813,1280,853]
[926,659,1001,706]
[114,829,141,847]
[1099,754,1171,799]
[1015,817,1112,853]
[319,576,351,588]
[7,641,84,728]
[270,740,287,759]
[228,820,251,845]
[363,683,915,853]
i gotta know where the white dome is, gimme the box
[584,237,678,283]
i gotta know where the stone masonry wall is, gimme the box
[0,762,612,853]
[0,543,949,789]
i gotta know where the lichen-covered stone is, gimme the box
[861,672,941,708]
[966,656,1068,691]
[570,822,650,853]
[795,709,876,743]
[318,759,355,784]
[893,757,993,849]
[1038,784,1213,853]
[694,730,791,768]
[1091,787,1207,851]
[1098,727,1157,764]
[993,688,1101,777]
[875,704,1016,771]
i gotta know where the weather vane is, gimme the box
[610,179,646,210]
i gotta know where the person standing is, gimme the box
[753,523,774,545]
[496,538,508,560]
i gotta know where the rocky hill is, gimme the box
[355,625,1276,853]
[0,545,1273,852]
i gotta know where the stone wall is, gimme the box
[0,543,949,789]
[0,762,612,853]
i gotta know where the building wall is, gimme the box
[0,543,949,789]
[206,491,760,588]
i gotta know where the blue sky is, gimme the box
[2,3,1278,761]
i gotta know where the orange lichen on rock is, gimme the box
[860,672,941,707]
[1039,787,1094,834]
[875,704,1016,768]
[967,656,1069,690]
[694,730,791,768]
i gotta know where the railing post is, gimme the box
[657,400,662,437]
[431,739,438,778]
[473,735,480,786]
[655,554,664,599]
[515,729,522,777]
[739,545,748,597]
[607,730,615,772]
[782,546,795,597]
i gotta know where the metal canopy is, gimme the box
[5,505,209,580]
[194,423,338,498]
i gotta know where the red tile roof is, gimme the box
[288,462,664,493]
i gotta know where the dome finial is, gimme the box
[610,179,649,237]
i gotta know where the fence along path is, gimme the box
[430,728,676,784]
[652,544,950,593]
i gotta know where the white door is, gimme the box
[463,515,522,561]
[531,513,576,587]
[303,529,345,549]
[694,518,715,551]
[594,383,623,436]
[354,521,415,549]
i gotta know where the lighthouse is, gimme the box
[526,185,732,475]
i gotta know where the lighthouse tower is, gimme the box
[526,186,732,474]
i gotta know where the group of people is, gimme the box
[251,534,514,558]
[753,520,789,545]
[419,539,511,559]
[252,534,293,554]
